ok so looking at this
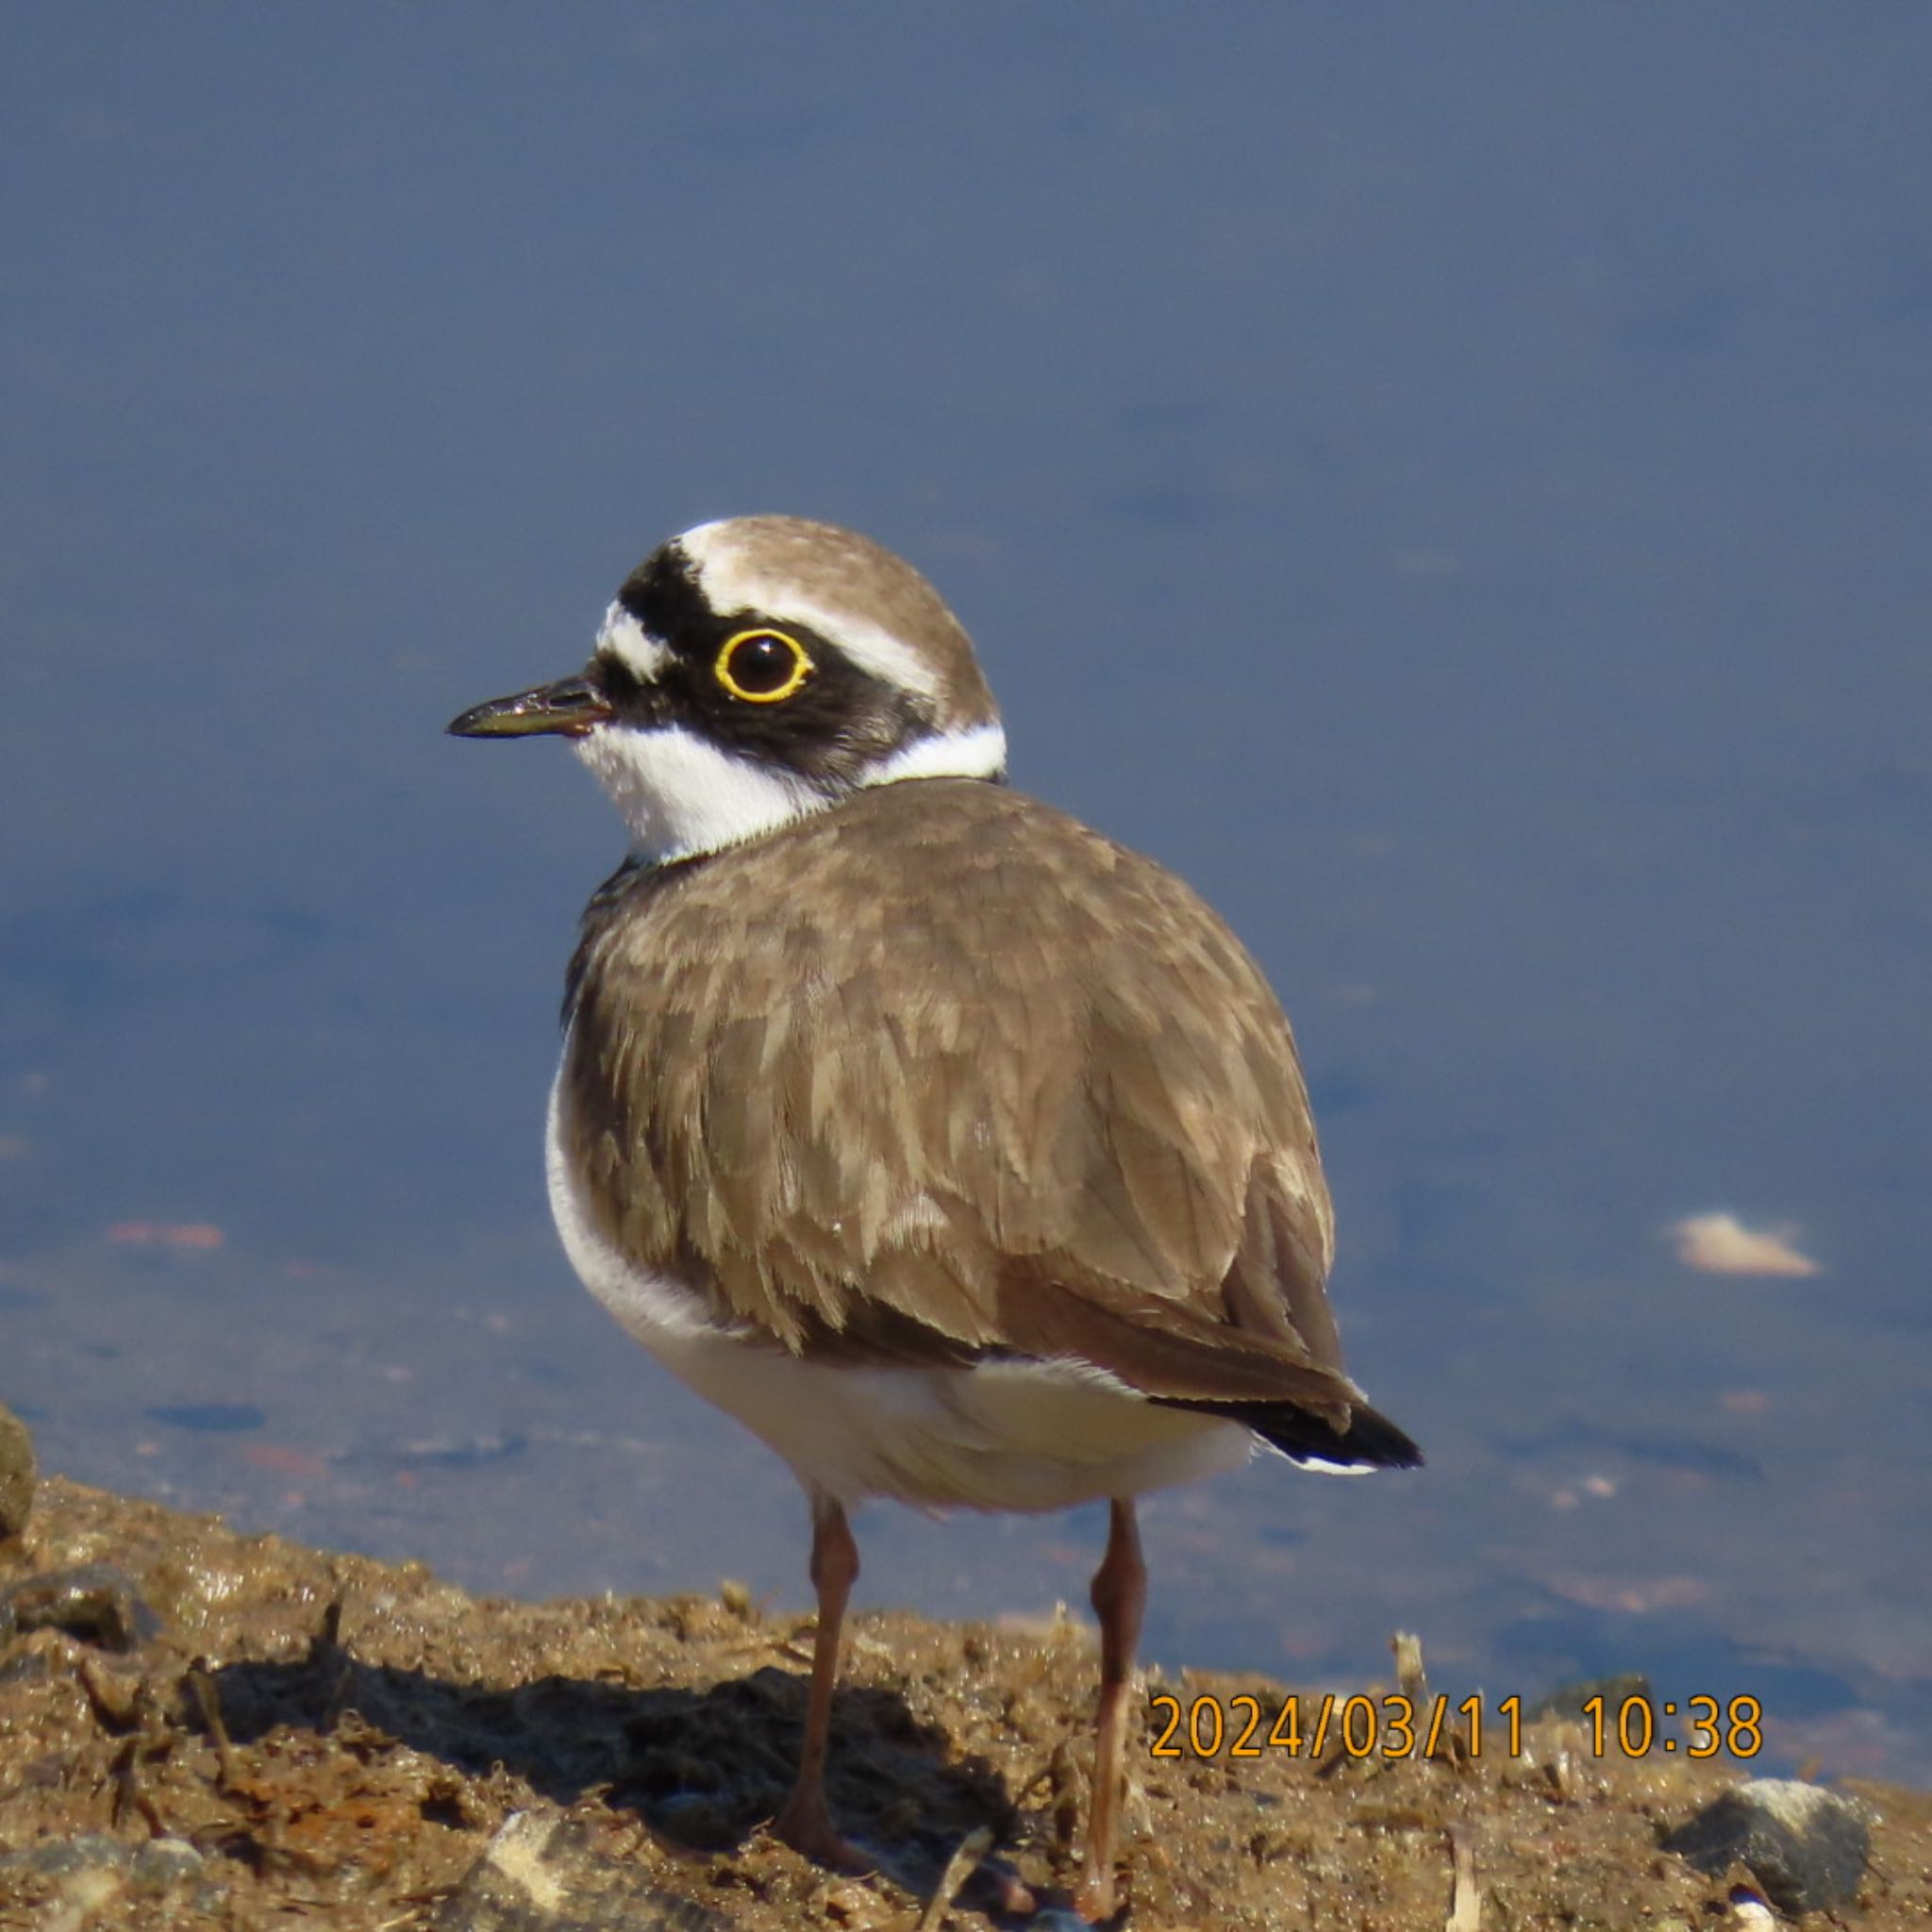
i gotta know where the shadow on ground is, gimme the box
[210,1610,1019,1872]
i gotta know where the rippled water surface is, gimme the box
[7,9,1929,1781]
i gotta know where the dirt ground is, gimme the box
[0,1478,1925,1931]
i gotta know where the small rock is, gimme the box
[435,1810,727,1930]
[0,1402,34,1539]
[1662,1778,1871,1914]
[0,1833,132,1880]
[130,1836,206,1894]
[0,1563,162,1650]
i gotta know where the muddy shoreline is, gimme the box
[1,1474,1924,1929]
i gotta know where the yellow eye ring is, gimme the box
[713,627,813,704]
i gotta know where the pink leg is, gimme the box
[1074,1498,1145,1922]
[773,1494,870,1870]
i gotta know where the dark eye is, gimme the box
[714,628,813,704]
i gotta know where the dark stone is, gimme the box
[0,1402,33,1539]
[0,1833,131,1879]
[1661,1778,1871,1914]
[0,1563,162,1651]
[129,1837,207,1895]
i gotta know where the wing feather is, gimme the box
[561,779,1357,1414]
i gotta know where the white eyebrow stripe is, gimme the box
[677,522,943,703]
[596,602,669,681]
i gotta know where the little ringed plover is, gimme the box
[448,515,1421,1921]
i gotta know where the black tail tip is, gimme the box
[1161,1394,1423,1472]
[1319,1400,1424,1473]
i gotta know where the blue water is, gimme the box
[6,8,1928,1782]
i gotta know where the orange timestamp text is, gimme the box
[1146,1690,1764,1761]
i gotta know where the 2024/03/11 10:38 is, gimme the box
[1146,1690,1765,1761]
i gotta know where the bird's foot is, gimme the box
[771,1790,874,1875]
[1074,1862,1121,1924]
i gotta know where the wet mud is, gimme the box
[1,1477,1925,1929]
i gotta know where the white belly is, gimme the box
[545,1068,1253,1511]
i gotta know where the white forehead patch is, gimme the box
[595,601,669,682]
[678,520,943,703]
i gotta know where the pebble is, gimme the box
[130,1836,206,1894]
[1662,1778,1871,1913]
[433,1810,727,1930]
[0,1833,131,1879]
[0,1562,162,1650]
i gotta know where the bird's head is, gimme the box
[448,516,1008,862]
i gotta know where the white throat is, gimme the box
[575,718,1008,862]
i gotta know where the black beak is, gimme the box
[446,671,613,740]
